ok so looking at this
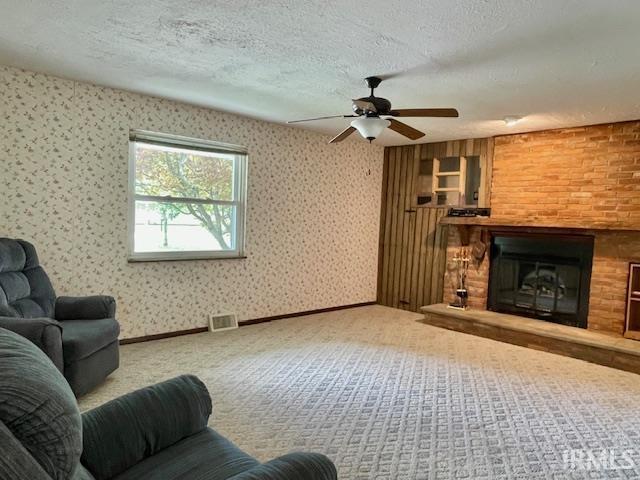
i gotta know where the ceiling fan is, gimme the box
[287,76,459,144]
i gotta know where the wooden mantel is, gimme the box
[440,215,640,231]
[440,215,640,245]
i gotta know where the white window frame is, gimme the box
[128,130,248,262]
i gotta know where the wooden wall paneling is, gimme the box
[386,147,399,305]
[376,149,386,299]
[377,148,391,303]
[407,146,421,306]
[465,138,474,157]
[428,210,440,306]
[382,147,398,305]
[408,145,423,311]
[424,143,434,160]
[440,141,448,158]
[431,157,440,204]
[391,146,407,307]
[399,146,415,308]
[419,208,435,308]
[459,156,468,205]
[478,139,488,208]
[415,208,428,309]
[428,209,443,305]
[433,212,448,304]
[471,138,479,156]
[379,137,492,311]
[409,199,423,311]
[398,146,408,307]
[484,137,494,208]
[398,146,413,307]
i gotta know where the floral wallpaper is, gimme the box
[0,66,383,339]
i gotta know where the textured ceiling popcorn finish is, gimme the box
[0,1,639,145]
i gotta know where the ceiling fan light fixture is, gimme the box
[289,75,456,144]
[351,117,390,142]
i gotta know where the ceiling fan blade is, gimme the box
[287,114,357,124]
[389,108,459,118]
[387,119,426,140]
[329,126,357,144]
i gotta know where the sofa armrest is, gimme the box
[55,295,116,320]
[0,316,63,372]
[80,375,212,480]
[0,422,52,480]
[229,452,338,480]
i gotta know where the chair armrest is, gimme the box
[80,375,212,480]
[0,316,63,372]
[55,295,116,320]
[229,452,338,480]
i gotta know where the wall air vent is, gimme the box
[208,313,238,332]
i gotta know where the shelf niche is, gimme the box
[625,263,640,340]
[414,138,492,209]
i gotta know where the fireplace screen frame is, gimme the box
[487,232,594,328]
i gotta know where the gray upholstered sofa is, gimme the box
[0,328,338,480]
[0,238,119,396]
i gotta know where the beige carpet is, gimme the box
[79,305,640,479]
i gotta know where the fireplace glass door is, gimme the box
[488,234,594,328]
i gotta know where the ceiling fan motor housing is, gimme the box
[352,96,392,116]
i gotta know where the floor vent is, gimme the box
[208,313,238,332]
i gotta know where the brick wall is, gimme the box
[491,121,640,229]
[444,227,489,310]
[589,232,640,334]
[444,120,640,335]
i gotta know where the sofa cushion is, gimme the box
[0,328,83,480]
[111,429,259,480]
[62,318,120,362]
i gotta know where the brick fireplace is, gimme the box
[487,233,594,328]
[444,120,640,336]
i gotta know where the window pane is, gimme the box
[134,142,234,201]
[134,201,235,253]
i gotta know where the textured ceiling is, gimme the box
[1,0,639,145]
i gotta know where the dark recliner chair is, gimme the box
[0,238,119,396]
[0,328,338,480]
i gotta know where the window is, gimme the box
[128,130,247,261]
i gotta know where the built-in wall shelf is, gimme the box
[625,263,640,341]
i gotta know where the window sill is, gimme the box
[128,254,247,263]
